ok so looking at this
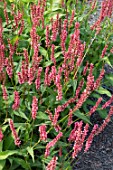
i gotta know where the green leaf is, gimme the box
[40,85,46,95]
[18,40,29,49]
[0,141,3,152]
[98,110,108,119]
[0,150,18,160]
[74,110,92,125]
[4,135,14,150]
[102,56,112,66]
[96,86,112,97]
[10,35,19,45]
[13,110,29,121]
[70,79,77,95]
[11,157,30,169]
[64,162,72,170]
[39,46,48,60]
[27,147,34,163]
[0,160,6,170]
[44,61,52,67]
[105,74,113,86]
[21,0,34,2]
[85,99,95,106]
[54,51,62,58]
[2,125,8,132]
[37,111,49,120]
[92,92,101,99]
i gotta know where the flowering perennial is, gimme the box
[12,91,20,110]
[9,119,21,146]
[39,125,47,141]
[32,96,38,120]
[84,124,98,152]
[0,0,113,169]
[46,156,57,170]
[45,132,63,158]
[1,85,8,100]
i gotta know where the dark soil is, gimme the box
[73,116,113,170]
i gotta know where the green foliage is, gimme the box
[0,0,113,169]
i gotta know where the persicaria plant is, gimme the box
[0,0,113,169]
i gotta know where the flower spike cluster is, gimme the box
[68,121,90,158]
[0,0,113,168]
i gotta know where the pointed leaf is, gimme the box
[13,110,29,121]
[0,150,18,160]
[37,111,49,120]
[27,147,35,163]
[39,46,48,60]
[11,157,29,169]
[0,141,3,152]
[0,160,6,170]
[96,86,111,97]
[74,110,92,125]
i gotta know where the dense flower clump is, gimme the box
[0,0,113,169]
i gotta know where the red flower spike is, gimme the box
[1,85,8,100]
[0,128,4,142]
[96,106,113,135]
[84,124,98,152]
[39,125,47,141]
[45,132,63,158]
[46,156,58,170]
[32,96,38,120]
[12,91,20,110]
[9,119,21,146]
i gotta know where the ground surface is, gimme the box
[73,117,113,170]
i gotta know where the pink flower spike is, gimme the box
[84,124,98,152]
[89,97,102,116]
[45,132,63,157]
[102,95,113,109]
[39,125,47,141]
[32,96,38,120]
[35,67,42,90]
[28,67,34,85]
[0,128,4,142]
[45,25,50,48]
[67,109,73,127]
[12,91,20,110]
[69,10,75,28]
[100,45,108,58]
[46,156,58,170]
[51,44,56,66]
[1,85,8,100]
[9,119,21,146]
